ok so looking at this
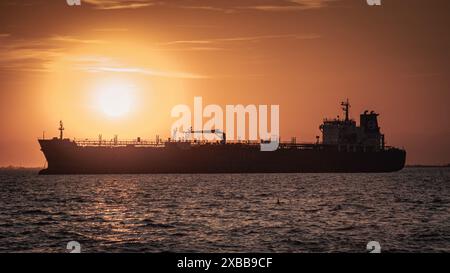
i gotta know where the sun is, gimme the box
[96,82,135,118]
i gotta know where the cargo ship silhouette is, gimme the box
[38,100,406,174]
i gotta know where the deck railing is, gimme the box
[72,138,392,151]
[74,139,165,147]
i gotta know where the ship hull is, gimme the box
[38,140,406,174]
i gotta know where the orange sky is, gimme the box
[0,0,449,166]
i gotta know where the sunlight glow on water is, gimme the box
[0,168,448,252]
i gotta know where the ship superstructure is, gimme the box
[320,100,385,152]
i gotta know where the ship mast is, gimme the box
[341,99,350,122]
[59,120,64,140]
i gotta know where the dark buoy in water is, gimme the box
[276,198,281,205]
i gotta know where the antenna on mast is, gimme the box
[59,120,64,140]
[341,99,350,122]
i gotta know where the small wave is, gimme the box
[141,219,175,228]
[21,209,48,215]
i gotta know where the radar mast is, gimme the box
[59,120,64,140]
[341,99,350,122]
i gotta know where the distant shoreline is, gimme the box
[1,165,449,171]
[406,165,450,168]
[0,166,42,170]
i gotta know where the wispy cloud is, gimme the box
[84,66,208,79]
[0,0,337,12]
[158,34,320,48]
[0,33,111,72]
[0,36,64,72]
[70,55,207,78]
[51,35,105,44]
[240,0,336,12]
[217,34,320,42]
[82,0,336,12]
[0,33,208,78]
[83,0,154,10]
[176,5,236,14]
[91,28,129,32]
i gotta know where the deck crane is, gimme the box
[185,128,227,144]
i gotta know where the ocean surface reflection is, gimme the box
[0,168,448,252]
